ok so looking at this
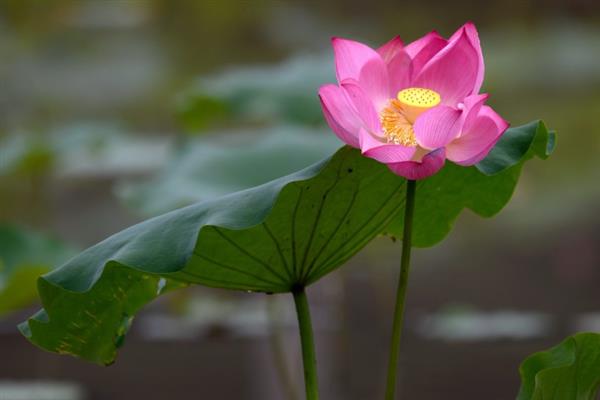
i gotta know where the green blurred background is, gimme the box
[0,1,599,399]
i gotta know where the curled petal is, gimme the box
[450,22,485,94]
[414,105,463,149]
[414,27,480,106]
[387,148,446,180]
[332,37,390,106]
[359,128,416,164]
[460,93,489,132]
[318,84,362,148]
[446,105,509,165]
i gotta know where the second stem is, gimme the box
[384,179,417,400]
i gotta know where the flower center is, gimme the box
[380,87,441,146]
[397,87,441,109]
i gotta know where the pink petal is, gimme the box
[405,31,445,58]
[450,22,485,94]
[377,36,404,63]
[359,128,416,164]
[332,37,390,107]
[332,37,374,81]
[413,105,463,149]
[358,58,391,110]
[341,80,381,132]
[409,34,448,81]
[446,105,509,165]
[318,84,362,148]
[460,93,489,132]
[387,148,446,180]
[413,27,480,106]
[387,49,412,95]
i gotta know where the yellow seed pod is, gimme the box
[396,88,441,123]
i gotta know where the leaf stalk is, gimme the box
[292,285,319,400]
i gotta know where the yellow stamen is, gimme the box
[380,87,441,146]
[380,100,417,146]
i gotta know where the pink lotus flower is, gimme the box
[319,23,509,180]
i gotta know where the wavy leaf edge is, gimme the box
[476,119,555,176]
[517,332,600,400]
[19,146,406,364]
[384,120,555,247]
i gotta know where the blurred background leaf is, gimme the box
[116,126,339,216]
[0,124,170,180]
[175,54,333,132]
[0,225,74,316]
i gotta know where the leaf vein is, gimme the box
[290,186,304,278]
[303,186,358,281]
[177,270,276,292]
[211,227,289,285]
[262,222,293,282]
[309,182,405,280]
[189,251,284,288]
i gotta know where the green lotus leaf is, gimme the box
[517,332,600,400]
[385,120,555,247]
[20,146,405,364]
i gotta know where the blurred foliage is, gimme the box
[176,54,332,132]
[0,0,76,35]
[0,225,74,316]
[0,124,170,228]
[0,124,169,180]
[121,52,339,216]
[0,134,56,178]
[117,126,339,216]
[176,94,231,133]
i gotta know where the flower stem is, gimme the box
[384,179,417,400]
[293,285,319,400]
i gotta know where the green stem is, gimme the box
[293,286,319,400]
[384,179,417,400]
